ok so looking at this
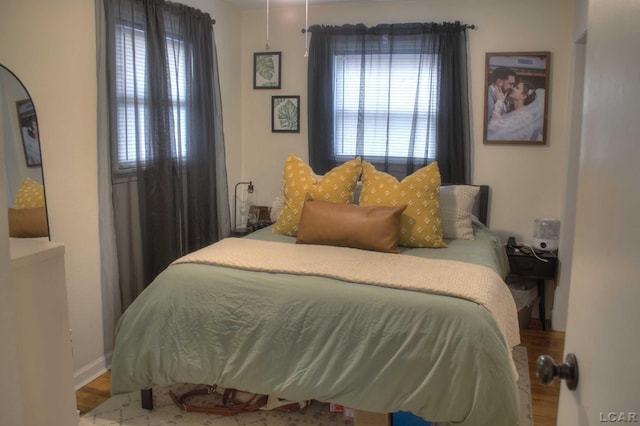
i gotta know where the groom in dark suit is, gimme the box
[487,66,516,116]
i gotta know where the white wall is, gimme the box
[0,0,243,387]
[0,0,104,386]
[239,0,573,245]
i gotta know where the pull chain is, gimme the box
[304,0,309,57]
[265,0,271,49]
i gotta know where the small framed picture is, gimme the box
[483,52,550,145]
[272,95,300,133]
[254,51,281,89]
[16,99,42,167]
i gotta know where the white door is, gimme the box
[556,0,640,424]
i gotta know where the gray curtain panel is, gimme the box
[101,0,230,311]
[96,0,122,361]
[307,22,471,183]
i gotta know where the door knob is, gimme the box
[536,353,579,390]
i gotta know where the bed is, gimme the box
[110,160,520,426]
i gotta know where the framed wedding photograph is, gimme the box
[483,52,550,145]
[272,95,300,133]
[254,51,281,89]
[16,99,42,167]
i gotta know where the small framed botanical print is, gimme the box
[254,51,281,89]
[272,96,300,133]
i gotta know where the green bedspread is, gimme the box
[111,226,519,425]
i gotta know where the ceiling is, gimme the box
[225,0,395,8]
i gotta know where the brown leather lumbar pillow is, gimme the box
[8,207,49,238]
[296,196,406,253]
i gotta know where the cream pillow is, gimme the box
[272,154,362,236]
[440,185,480,240]
[359,161,446,248]
[14,177,46,209]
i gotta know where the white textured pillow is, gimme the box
[440,185,480,240]
[270,195,285,222]
[352,181,363,204]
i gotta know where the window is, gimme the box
[114,23,187,173]
[333,51,440,162]
[308,23,469,183]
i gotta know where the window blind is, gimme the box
[333,52,440,161]
[114,24,187,172]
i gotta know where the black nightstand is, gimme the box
[231,221,273,238]
[506,247,558,330]
[231,228,252,237]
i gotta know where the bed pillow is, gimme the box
[270,195,285,222]
[359,161,446,248]
[8,207,49,238]
[14,177,46,208]
[296,196,406,253]
[352,181,363,204]
[272,154,362,236]
[440,185,480,240]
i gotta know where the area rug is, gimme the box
[80,347,532,426]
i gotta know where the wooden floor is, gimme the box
[76,319,565,425]
[521,319,566,426]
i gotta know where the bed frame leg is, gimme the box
[141,388,154,410]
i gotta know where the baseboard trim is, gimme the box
[74,351,112,390]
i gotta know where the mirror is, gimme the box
[0,64,49,239]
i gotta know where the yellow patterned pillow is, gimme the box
[14,177,46,209]
[272,154,362,236]
[359,161,446,248]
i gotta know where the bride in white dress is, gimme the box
[487,80,545,142]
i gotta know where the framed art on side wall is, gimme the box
[16,99,42,167]
[254,51,281,89]
[272,95,300,133]
[483,52,550,145]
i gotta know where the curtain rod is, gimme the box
[301,24,477,33]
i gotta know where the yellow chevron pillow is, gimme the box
[273,154,362,236]
[14,177,46,209]
[359,161,446,248]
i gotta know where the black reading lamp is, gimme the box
[233,181,254,234]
